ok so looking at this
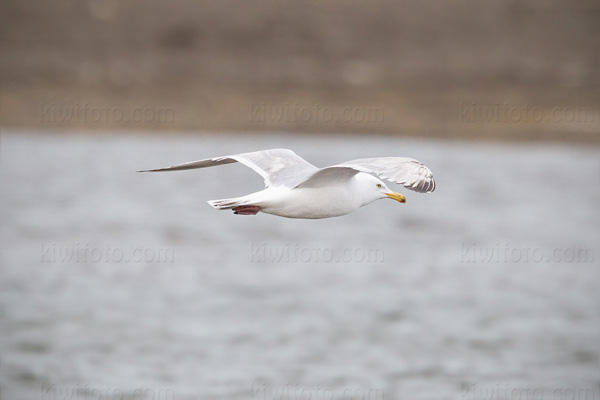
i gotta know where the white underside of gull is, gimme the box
[241,174,374,219]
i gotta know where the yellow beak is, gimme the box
[386,192,406,203]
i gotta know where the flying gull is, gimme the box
[138,149,435,219]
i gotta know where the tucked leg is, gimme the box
[233,205,261,215]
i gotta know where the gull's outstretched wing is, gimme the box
[137,148,318,188]
[297,157,436,193]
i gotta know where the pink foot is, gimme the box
[233,205,261,215]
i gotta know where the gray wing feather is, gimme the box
[297,157,436,193]
[338,157,436,193]
[294,167,360,189]
[137,148,318,188]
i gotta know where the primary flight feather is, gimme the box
[138,148,435,219]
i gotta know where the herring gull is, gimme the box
[138,149,435,219]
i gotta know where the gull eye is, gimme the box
[376,184,382,188]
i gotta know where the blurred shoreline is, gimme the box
[1,0,599,142]
[3,83,599,143]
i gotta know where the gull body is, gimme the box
[138,148,435,220]
[227,173,399,219]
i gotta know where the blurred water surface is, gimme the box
[0,132,598,400]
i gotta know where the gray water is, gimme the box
[1,132,598,400]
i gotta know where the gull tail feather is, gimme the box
[207,196,250,210]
